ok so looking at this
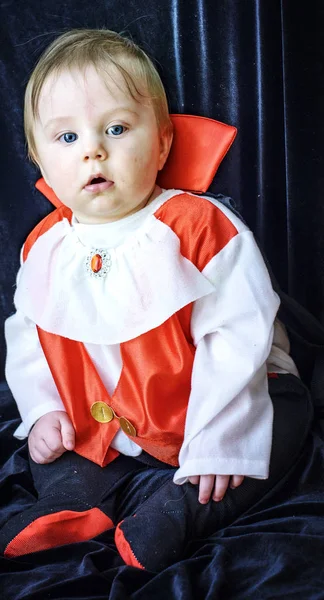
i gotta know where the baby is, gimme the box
[3,28,304,571]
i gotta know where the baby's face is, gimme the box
[33,66,171,223]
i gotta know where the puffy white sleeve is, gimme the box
[5,271,65,439]
[174,230,280,484]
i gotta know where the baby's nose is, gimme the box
[83,142,108,161]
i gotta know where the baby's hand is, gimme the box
[188,474,244,504]
[28,411,75,464]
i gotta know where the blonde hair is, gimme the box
[24,29,172,162]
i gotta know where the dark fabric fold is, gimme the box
[1,2,324,597]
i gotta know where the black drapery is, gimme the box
[1,0,323,377]
[1,3,324,599]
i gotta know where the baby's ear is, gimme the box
[158,126,173,171]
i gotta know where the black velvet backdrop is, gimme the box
[1,3,324,598]
[1,0,324,378]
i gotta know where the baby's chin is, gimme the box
[73,205,132,224]
[74,189,157,223]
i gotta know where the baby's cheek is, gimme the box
[127,144,154,167]
[120,147,159,191]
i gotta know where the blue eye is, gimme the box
[106,125,126,136]
[60,132,78,143]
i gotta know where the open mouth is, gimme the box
[90,176,106,185]
[84,174,113,193]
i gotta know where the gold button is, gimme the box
[90,402,114,423]
[119,417,137,437]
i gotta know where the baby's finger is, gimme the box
[29,441,56,464]
[230,475,244,489]
[198,474,215,504]
[60,419,75,451]
[38,437,63,461]
[29,446,45,464]
[43,427,65,454]
[28,435,46,463]
[188,476,200,485]
[213,475,230,502]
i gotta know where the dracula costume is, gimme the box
[2,187,312,571]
